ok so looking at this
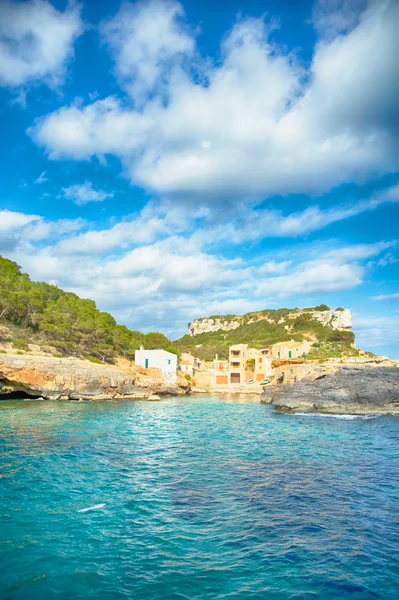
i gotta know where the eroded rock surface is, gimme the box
[261,367,399,414]
[188,308,352,336]
[0,354,188,401]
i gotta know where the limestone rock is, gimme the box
[262,366,399,414]
[188,317,241,336]
[0,354,187,401]
[188,308,352,336]
[311,308,352,330]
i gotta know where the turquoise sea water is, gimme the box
[1,395,399,600]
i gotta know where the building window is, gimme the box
[259,358,263,363]
[231,362,240,367]
[231,350,240,356]
[168,359,171,365]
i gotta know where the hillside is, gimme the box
[0,256,178,363]
[175,306,356,361]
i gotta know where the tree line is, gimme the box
[0,256,178,362]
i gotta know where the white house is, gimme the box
[134,349,177,383]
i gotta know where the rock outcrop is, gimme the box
[0,354,189,401]
[188,308,352,336]
[261,366,399,414]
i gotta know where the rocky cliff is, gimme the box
[188,308,352,336]
[0,354,189,401]
[261,366,399,414]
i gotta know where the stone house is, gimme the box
[135,348,177,383]
[263,340,313,360]
[212,357,229,385]
[178,352,201,376]
[227,344,273,385]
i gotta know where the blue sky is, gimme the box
[0,0,398,357]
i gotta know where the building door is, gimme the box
[230,373,240,384]
[145,358,149,368]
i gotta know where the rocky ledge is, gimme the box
[261,367,399,414]
[0,354,189,401]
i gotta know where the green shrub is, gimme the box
[12,339,29,351]
[84,355,103,364]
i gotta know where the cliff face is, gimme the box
[261,366,399,414]
[0,354,188,401]
[188,308,352,336]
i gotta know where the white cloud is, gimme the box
[371,292,399,301]
[50,183,399,258]
[62,182,114,205]
[257,261,363,296]
[55,201,198,254]
[2,203,393,337]
[0,209,40,233]
[101,0,195,103]
[0,0,83,88]
[0,208,85,254]
[34,171,48,184]
[30,0,399,204]
[259,261,291,274]
[323,241,396,262]
[192,184,399,248]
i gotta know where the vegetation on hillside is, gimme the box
[0,256,178,362]
[306,342,360,361]
[176,311,354,361]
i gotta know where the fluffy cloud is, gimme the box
[102,0,194,103]
[0,209,40,233]
[2,201,395,337]
[54,201,201,254]
[47,183,399,257]
[62,182,114,205]
[0,208,85,254]
[0,0,83,88]
[30,0,399,204]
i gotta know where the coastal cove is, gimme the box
[1,395,399,600]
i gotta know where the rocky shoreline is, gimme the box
[261,366,399,414]
[0,354,189,401]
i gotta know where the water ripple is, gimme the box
[1,396,399,599]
